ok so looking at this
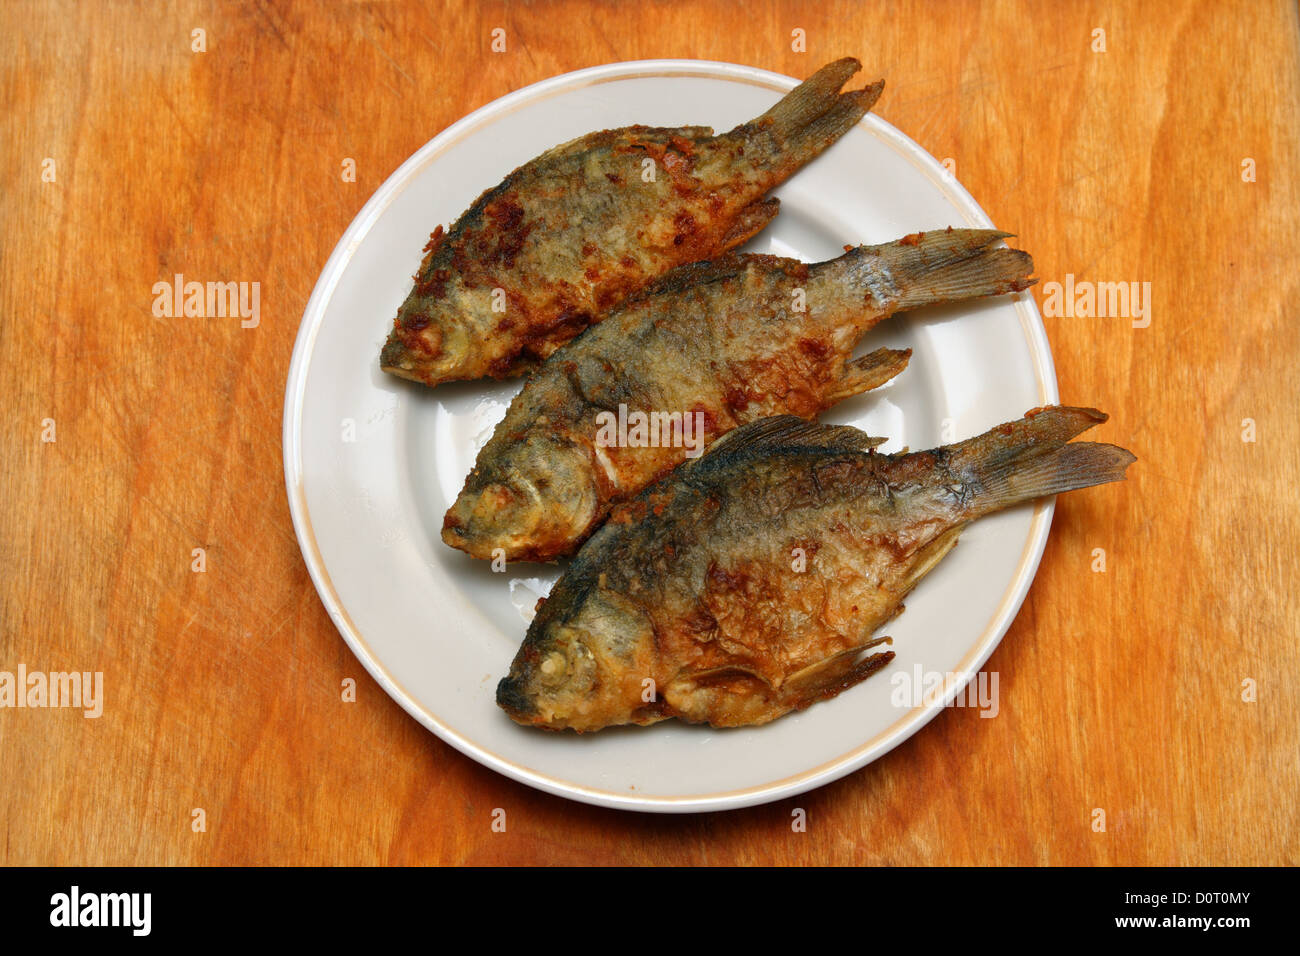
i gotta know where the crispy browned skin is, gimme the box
[496,408,1136,731]
[444,228,1034,562]
[380,57,884,386]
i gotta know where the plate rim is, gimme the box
[282,58,1060,813]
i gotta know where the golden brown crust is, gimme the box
[497,409,1133,731]
[381,58,886,387]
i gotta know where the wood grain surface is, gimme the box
[2,0,1297,866]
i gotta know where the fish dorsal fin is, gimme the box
[705,415,885,457]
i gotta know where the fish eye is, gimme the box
[535,629,598,690]
[539,651,566,679]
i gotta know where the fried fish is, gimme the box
[380,57,885,386]
[497,407,1135,731]
[444,228,1034,562]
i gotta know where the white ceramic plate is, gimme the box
[283,60,1057,812]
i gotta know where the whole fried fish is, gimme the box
[380,58,884,386]
[497,408,1135,731]
[444,228,1033,562]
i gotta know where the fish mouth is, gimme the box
[378,333,411,371]
[379,349,462,386]
[379,325,465,386]
[380,362,441,385]
[442,479,548,560]
[496,675,538,722]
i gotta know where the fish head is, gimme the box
[380,309,476,387]
[497,584,659,732]
[442,434,600,562]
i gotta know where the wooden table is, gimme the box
[3,0,1296,866]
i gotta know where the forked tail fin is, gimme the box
[730,57,884,175]
[830,228,1035,312]
[944,407,1136,515]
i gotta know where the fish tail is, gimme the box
[730,57,884,172]
[824,347,911,403]
[853,228,1036,312]
[948,407,1136,514]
